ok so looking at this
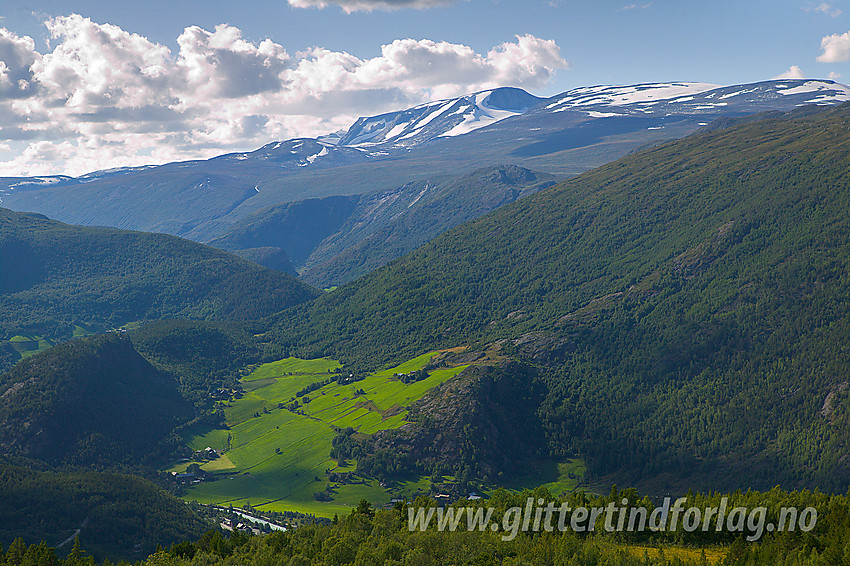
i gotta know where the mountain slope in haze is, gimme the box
[2,80,848,246]
[0,208,319,347]
[210,165,558,287]
[0,333,191,467]
[271,103,850,492]
[300,165,557,286]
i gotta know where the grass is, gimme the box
[499,458,587,497]
[620,544,726,564]
[243,357,341,381]
[72,324,95,337]
[5,324,94,362]
[7,334,54,359]
[177,350,467,517]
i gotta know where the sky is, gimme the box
[0,0,848,176]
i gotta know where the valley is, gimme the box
[170,352,477,516]
[2,83,850,563]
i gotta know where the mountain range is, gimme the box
[3,79,850,557]
[2,79,849,286]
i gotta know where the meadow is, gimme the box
[175,351,468,516]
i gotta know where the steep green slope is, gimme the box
[0,333,192,467]
[0,208,319,350]
[270,103,850,491]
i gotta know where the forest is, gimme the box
[3,487,850,566]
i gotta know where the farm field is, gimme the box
[500,458,588,497]
[176,351,469,516]
[6,334,54,360]
[3,324,96,362]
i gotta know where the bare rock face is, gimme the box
[361,360,547,480]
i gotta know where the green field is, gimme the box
[4,325,96,362]
[6,334,54,360]
[242,356,342,381]
[177,351,468,516]
[500,458,587,497]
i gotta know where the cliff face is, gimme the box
[364,361,548,480]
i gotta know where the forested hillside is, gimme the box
[269,103,850,491]
[0,461,211,560]
[0,208,319,351]
[0,333,192,467]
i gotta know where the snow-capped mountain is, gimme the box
[537,80,850,118]
[336,87,543,147]
[194,87,543,172]
[2,78,849,244]
[202,80,850,171]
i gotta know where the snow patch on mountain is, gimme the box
[440,92,527,137]
[776,80,850,103]
[545,83,720,111]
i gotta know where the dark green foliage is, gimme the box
[270,103,850,491]
[11,487,847,566]
[0,333,191,467]
[128,320,284,410]
[0,461,210,561]
[356,362,547,482]
[0,208,319,349]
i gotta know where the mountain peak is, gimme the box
[335,87,544,148]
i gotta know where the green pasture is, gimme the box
[243,356,341,381]
[179,351,467,516]
[499,458,587,497]
[7,334,53,359]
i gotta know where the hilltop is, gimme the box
[0,207,318,364]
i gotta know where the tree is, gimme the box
[355,499,375,519]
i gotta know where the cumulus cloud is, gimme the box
[176,24,291,98]
[829,71,842,80]
[818,30,850,62]
[287,0,454,12]
[773,65,806,79]
[0,15,568,176]
[0,29,40,98]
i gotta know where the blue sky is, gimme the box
[1,0,848,175]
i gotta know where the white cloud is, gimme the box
[818,30,850,62]
[0,16,569,176]
[773,65,806,79]
[617,3,652,11]
[0,29,40,98]
[829,71,842,80]
[176,24,292,99]
[287,0,454,12]
[804,2,842,17]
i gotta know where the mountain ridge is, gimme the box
[266,102,850,491]
[2,79,848,247]
[0,207,319,356]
